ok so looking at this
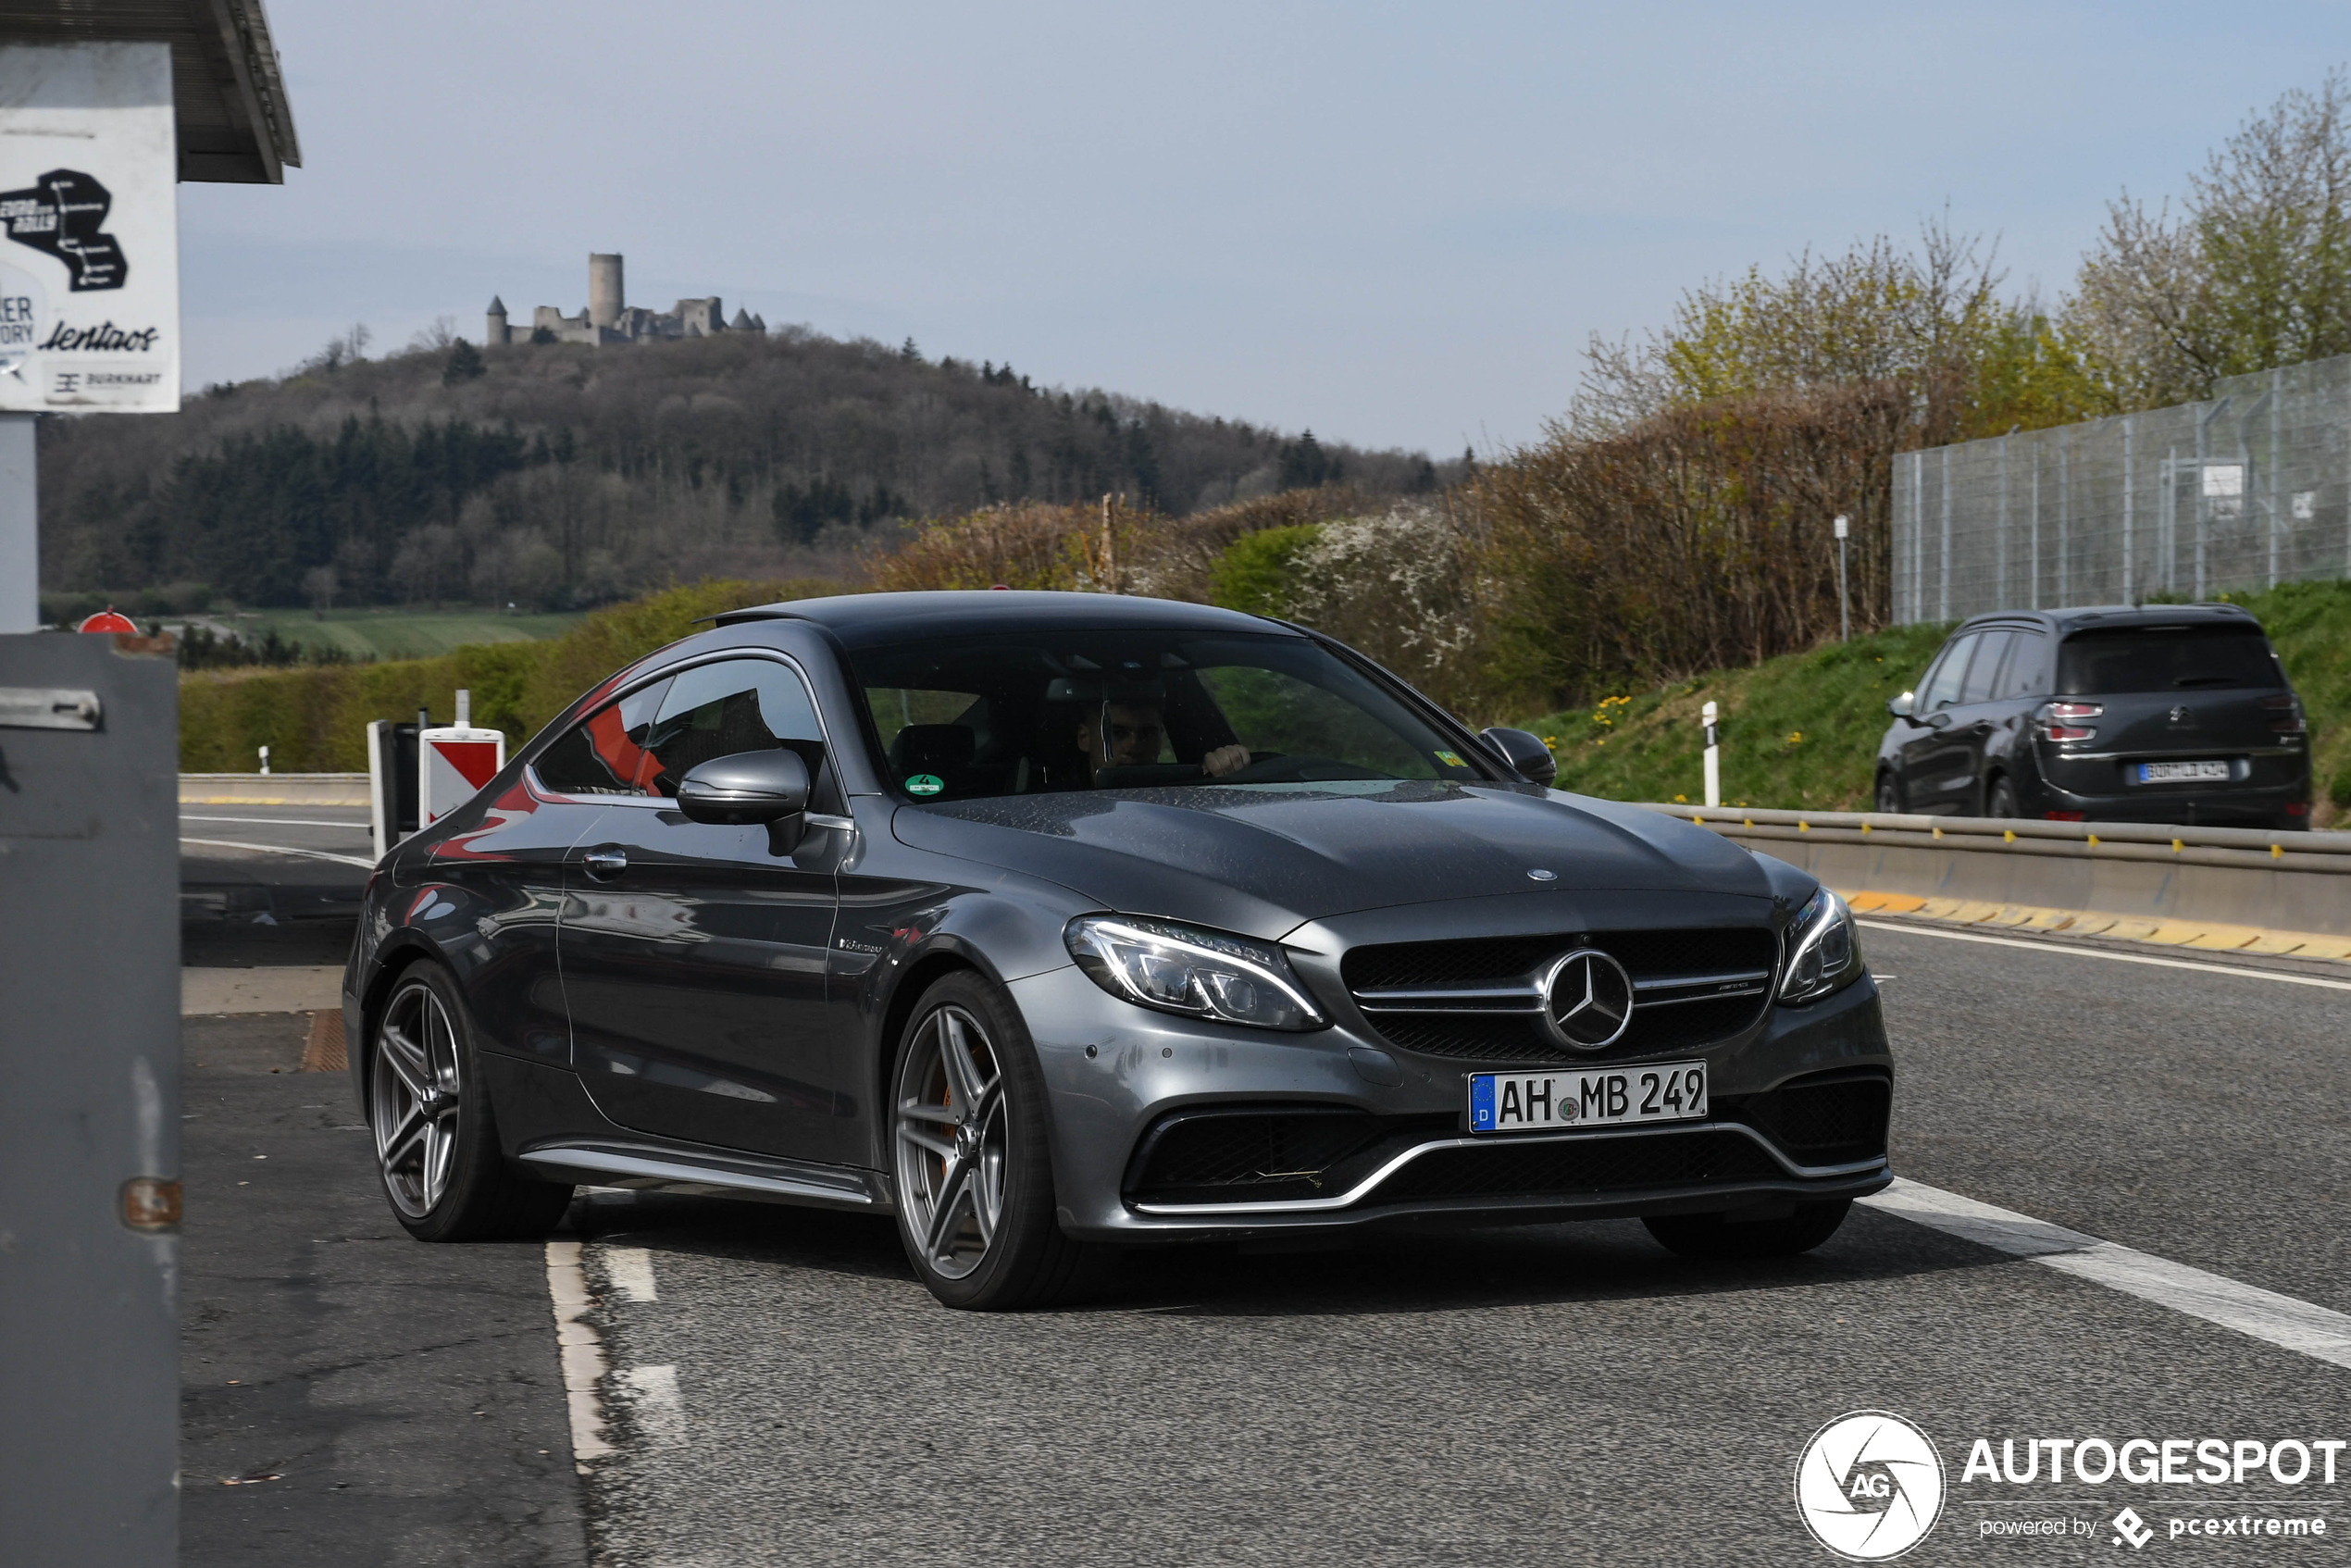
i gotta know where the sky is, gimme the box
[180,1,2349,455]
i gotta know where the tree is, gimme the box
[442,338,486,385]
[2067,70,2351,405]
[1278,429,1333,489]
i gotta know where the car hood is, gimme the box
[889,780,1773,940]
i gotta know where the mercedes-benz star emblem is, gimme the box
[1539,948,1634,1052]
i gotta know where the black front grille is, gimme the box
[1722,1072,1890,1166]
[1376,1128,1783,1202]
[1126,1108,1453,1206]
[1343,927,1776,1063]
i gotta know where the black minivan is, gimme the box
[1873,604,2311,828]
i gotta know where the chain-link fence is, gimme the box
[1892,354,2351,624]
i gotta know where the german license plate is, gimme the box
[1467,1062,1708,1135]
[2134,759,2230,783]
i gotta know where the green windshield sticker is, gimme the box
[905,773,945,797]
[1435,750,1465,768]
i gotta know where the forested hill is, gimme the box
[39,328,1444,611]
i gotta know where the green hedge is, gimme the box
[179,579,839,772]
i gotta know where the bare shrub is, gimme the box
[1464,380,1914,716]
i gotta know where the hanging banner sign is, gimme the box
[0,43,178,413]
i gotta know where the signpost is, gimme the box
[1834,513,1851,643]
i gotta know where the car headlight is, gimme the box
[1064,915,1326,1031]
[1777,888,1862,1005]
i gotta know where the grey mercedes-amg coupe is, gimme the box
[346,591,1892,1309]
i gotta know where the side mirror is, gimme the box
[676,749,811,853]
[1480,726,1557,785]
[1886,691,1914,718]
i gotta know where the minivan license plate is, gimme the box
[1467,1062,1707,1135]
[2134,759,2230,783]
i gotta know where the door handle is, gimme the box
[582,847,628,881]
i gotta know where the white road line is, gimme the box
[604,1246,659,1303]
[179,836,378,869]
[544,1240,615,1469]
[1864,1178,2351,1371]
[1858,918,2351,993]
[617,1364,686,1446]
[180,814,370,830]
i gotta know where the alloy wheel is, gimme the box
[892,1003,1009,1281]
[372,980,466,1220]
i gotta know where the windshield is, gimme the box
[2056,627,2283,694]
[848,630,1495,800]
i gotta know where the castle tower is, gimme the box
[485,295,508,346]
[588,254,624,330]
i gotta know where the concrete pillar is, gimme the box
[589,253,624,329]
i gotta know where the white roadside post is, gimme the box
[1701,700,1721,807]
[417,687,505,830]
[1835,513,1851,643]
[257,742,269,776]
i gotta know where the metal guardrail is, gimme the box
[180,771,370,804]
[1647,803,2351,877]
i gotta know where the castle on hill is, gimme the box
[486,253,765,346]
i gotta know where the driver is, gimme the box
[1078,700,1249,784]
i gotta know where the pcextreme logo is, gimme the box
[1795,1410,1947,1561]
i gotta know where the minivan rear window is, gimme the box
[2056,627,2283,694]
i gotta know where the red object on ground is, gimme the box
[77,606,139,634]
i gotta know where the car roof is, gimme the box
[715,590,1297,648]
[1955,603,2262,636]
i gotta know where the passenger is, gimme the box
[1077,699,1249,784]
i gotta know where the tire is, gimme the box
[888,970,1110,1310]
[1874,773,1903,814]
[1643,1199,1850,1261]
[1986,777,2019,819]
[367,960,575,1242]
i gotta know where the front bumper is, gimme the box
[1015,962,1892,1242]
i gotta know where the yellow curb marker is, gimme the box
[1835,887,2349,964]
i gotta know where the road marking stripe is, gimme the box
[617,1364,686,1446]
[544,1240,615,1469]
[1858,919,2351,993]
[605,1247,658,1303]
[180,814,370,830]
[179,836,378,869]
[1864,1178,2351,1371]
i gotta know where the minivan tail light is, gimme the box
[2260,693,2307,734]
[2034,701,2100,744]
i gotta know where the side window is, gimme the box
[640,657,832,805]
[1920,634,1976,713]
[533,678,673,797]
[1959,630,2011,704]
[1996,631,2049,699]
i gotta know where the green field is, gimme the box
[1519,578,2351,825]
[227,607,591,662]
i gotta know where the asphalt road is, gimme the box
[179,1014,583,1568]
[176,871,2351,1565]
[559,923,2351,1568]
